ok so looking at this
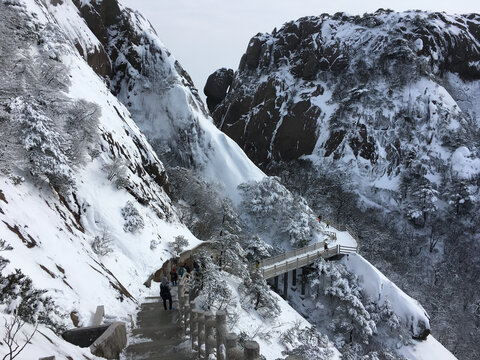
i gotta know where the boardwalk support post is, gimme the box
[283,271,288,299]
[274,275,278,291]
[301,267,306,296]
[216,310,227,360]
[226,333,243,360]
[183,295,190,335]
[205,311,215,358]
[292,269,296,286]
[244,340,260,360]
[199,311,207,358]
[190,302,197,349]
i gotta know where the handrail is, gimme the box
[255,222,360,279]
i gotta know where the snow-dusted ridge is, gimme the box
[0,0,198,357]
[0,1,459,359]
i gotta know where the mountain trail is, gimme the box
[124,288,194,360]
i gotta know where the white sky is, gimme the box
[120,0,480,98]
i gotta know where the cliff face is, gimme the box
[0,0,191,352]
[67,0,263,199]
[208,10,480,358]
[210,10,480,172]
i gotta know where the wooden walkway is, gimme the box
[258,223,359,279]
[124,287,194,360]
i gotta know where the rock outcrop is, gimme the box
[209,10,480,359]
[210,10,480,170]
[204,68,234,112]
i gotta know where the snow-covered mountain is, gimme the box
[0,1,461,359]
[208,10,480,359]
[66,0,264,202]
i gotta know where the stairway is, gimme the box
[124,287,194,360]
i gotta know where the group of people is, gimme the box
[159,264,190,310]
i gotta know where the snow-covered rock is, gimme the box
[67,0,264,202]
[0,1,463,359]
[209,10,480,358]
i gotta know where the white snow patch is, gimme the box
[414,38,424,51]
[398,335,458,360]
[341,254,430,337]
[451,146,480,179]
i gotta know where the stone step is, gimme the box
[125,340,194,360]
[132,324,184,339]
[125,292,190,359]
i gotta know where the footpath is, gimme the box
[124,287,194,360]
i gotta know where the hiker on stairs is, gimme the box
[170,268,178,286]
[160,276,173,310]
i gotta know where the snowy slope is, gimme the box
[342,254,456,360]
[210,10,480,358]
[56,0,265,203]
[0,0,201,357]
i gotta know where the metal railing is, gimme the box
[330,221,359,243]
[256,223,360,279]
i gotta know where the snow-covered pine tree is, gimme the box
[310,258,376,345]
[243,235,273,263]
[240,266,280,318]
[212,231,248,278]
[194,251,233,311]
[281,325,334,359]
[169,235,189,258]
[239,177,320,248]
[401,161,439,227]
[121,200,145,233]
[10,97,75,194]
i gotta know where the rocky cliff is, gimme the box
[208,10,480,359]
[67,0,263,200]
[210,10,480,171]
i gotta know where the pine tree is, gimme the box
[10,97,75,193]
[241,266,280,318]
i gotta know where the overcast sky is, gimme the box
[120,1,480,98]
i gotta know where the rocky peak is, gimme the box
[204,67,234,112]
[210,10,480,171]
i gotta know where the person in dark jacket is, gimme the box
[160,277,173,310]
[170,268,178,286]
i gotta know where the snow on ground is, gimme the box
[324,223,358,248]
[198,117,265,204]
[341,254,431,338]
[398,335,458,360]
[197,274,342,360]
[0,314,103,360]
[450,146,480,179]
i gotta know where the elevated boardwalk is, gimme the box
[260,242,358,279]
[257,221,359,282]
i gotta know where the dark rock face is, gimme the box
[71,0,116,77]
[204,68,234,112]
[210,11,480,171]
[412,320,431,341]
[211,10,480,359]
